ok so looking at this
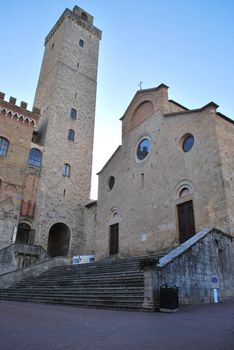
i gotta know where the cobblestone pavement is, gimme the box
[0,299,234,350]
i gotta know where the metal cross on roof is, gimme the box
[138,81,143,90]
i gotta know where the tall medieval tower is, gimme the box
[32,6,102,256]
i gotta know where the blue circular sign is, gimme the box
[211,276,218,283]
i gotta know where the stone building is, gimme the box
[0,5,233,308]
[0,6,102,260]
[0,93,40,249]
[94,84,234,260]
[32,6,101,258]
[0,5,233,266]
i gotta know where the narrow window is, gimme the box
[81,12,88,21]
[141,173,144,189]
[79,39,84,47]
[28,148,42,168]
[70,108,77,120]
[108,176,115,190]
[0,137,9,156]
[68,129,75,141]
[63,163,71,177]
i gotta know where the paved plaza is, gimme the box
[0,299,234,350]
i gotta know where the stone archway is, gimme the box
[47,223,70,257]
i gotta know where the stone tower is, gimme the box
[32,6,102,256]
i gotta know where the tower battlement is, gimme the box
[0,91,40,126]
[45,6,102,45]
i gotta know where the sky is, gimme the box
[1,0,234,198]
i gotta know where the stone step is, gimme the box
[0,295,145,310]
[2,285,144,292]
[17,275,143,284]
[16,275,143,286]
[0,253,165,310]
[0,292,144,301]
[12,285,144,292]
[0,292,144,300]
[38,268,142,278]
[19,270,143,279]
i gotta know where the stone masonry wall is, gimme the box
[0,113,35,249]
[83,202,97,256]
[215,116,234,235]
[148,229,234,306]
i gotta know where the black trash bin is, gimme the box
[160,284,179,312]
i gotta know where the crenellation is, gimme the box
[0,92,5,100]
[9,96,16,105]
[0,93,40,123]
[20,101,27,109]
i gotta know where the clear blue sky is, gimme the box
[1,1,234,198]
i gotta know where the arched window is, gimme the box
[0,137,9,156]
[179,187,191,198]
[79,39,84,47]
[81,12,88,21]
[28,148,42,168]
[68,129,75,141]
[70,108,77,120]
[63,163,71,177]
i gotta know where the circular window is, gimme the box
[136,138,151,161]
[108,176,115,190]
[182,135,194,152]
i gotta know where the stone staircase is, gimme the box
[0,253,167,310]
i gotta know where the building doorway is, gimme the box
[16,223,31,244]
[109,223,119,255]
[47,223,70,257]
[177,200,195,243]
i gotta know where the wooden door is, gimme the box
[177,200,195,243]
[109,223,119,255]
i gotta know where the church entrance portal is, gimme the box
[109,223,119,255]
[177,200,195,243]
[47,223,70,257]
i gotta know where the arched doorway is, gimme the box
[47,223,70,257]
[16,223,31,244]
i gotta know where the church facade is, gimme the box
[0,6,233,265]
[94,85,234,260]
